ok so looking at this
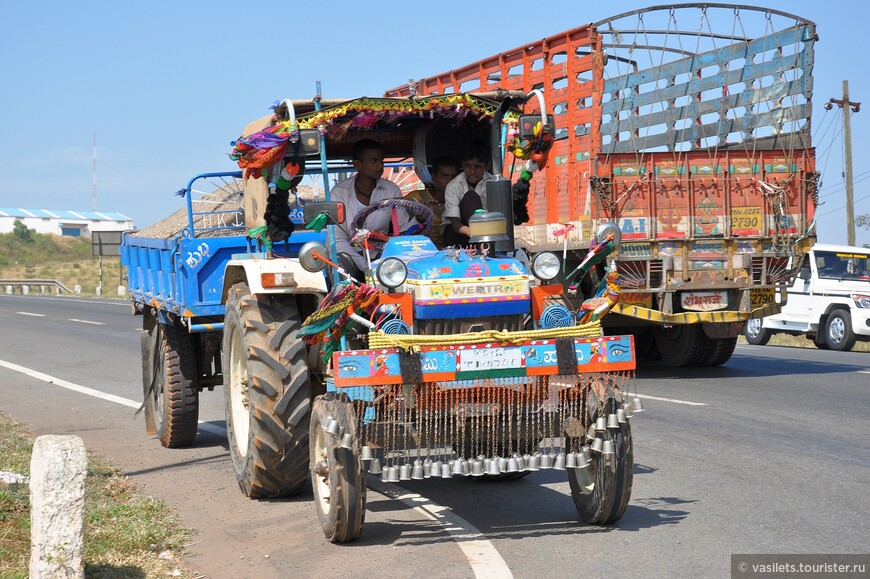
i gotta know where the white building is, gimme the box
[0,208,133,237]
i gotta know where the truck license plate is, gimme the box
[680,291,727,311]
[749,288,776,308]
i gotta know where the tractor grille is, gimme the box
[415,315,525,336]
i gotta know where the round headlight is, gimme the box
[376,258,408,289]
[532,251,561,281]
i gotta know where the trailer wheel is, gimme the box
[223,283,312,498]
[701,337,738,366]
[825,310,856,351]
[568,398,633,525]
[653,325,704,366]
[743,318,770,346]
[310,393,366,543]
[147,323,199,448]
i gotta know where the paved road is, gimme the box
[1,294,868,578]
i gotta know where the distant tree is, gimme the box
[858,214,869,248]
[12,219,33,241]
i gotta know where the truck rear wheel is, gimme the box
[568,398,633,525]
[701,337,738,366]
[223,283,312,498]
[743,318,771,346]
[825,310,856,351]
[310,393,366,543]
[150,323,199,448]
[653,325,704,366]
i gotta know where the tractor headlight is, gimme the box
[376,258,407,290]
[531,252,561,281]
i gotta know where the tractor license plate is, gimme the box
[680,291,727,311]
[750,287,776,308]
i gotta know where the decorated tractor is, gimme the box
[125,89,644,545]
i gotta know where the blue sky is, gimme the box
[1,1,868,246]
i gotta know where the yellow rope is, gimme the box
[368,321,602,352]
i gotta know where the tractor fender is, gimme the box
[221,257,328,304]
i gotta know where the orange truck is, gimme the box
[385,4,819,366]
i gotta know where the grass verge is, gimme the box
[0,413,195,578]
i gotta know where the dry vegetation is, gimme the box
[0,413,196,578]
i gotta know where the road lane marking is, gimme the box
[68,319,105,325]
[16,311,46,317]
[634,393,708,406]
[0,359,224,435]
[859,370,870,374]
[369,480,513,579]
[0,358,509,575]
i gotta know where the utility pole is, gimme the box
[825,81,861,246]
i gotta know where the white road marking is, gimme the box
[0,358,508,575]
[369,480,513,579]
[634,393,708,406]
[0,359,224,436]
[16,311,45,317]
[859,371,870,375]
[68,318,105,325]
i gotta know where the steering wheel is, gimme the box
[350,198,434,250]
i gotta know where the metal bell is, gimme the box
[387,466,400,483]
[361,445,373,461]
[582,446,593,464]
[591,437,604,453]
[381,466,390,483]
[539,453,553,469]
[452,459,465,476]
[470,459,484,476]
[602,440,615,456]
[565,452,578,469]
[595,417,607,432]
[399,463,412,481]
[586,424,597,442]
[624,403,634,419]
[324,417,340,436]
[526,454,540,471]
[607,413,620,430]
[616,408,627,424]
[368,458,382,475]
[506,456,519,473]
[553,453,567,470]
[441,462,452,478]
[429,461,442,478]
[461,459,471,476]
[516,454,527,471]
[574,452,590,469]
[423,459,433,478]
[631,397,645,413]
[411,460,425,480]
[487,459,502,476]
[341,433,354,449]
[482,458,492,472]
[498,457,508,472]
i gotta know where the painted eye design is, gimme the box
[339,360,361,374]
[610,347,626,357]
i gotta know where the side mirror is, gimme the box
[298,241,329,272]
[303,201,345,226]
[518,114,556,138]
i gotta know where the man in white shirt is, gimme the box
[330,139,414,280]
[443,142,493,246]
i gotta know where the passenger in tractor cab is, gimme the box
[443,142,493,246]
[331,139,415,282]
[405,156,459,248]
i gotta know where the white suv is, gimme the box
[744,243,870,351]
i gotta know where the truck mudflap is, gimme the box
[610,302,783,325]
[332,334,635,387]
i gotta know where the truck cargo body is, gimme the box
[385,5,819,364]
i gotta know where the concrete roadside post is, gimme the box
[29,435,87,579]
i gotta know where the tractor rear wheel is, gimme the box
[223,283,312,498]
[145,322,199,448]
